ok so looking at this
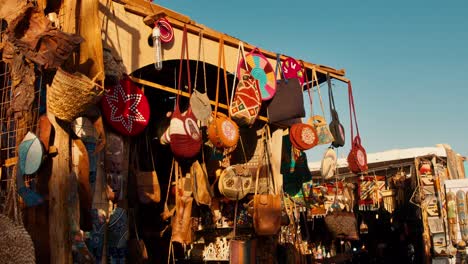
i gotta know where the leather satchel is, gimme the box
[327,74,345,147]
[346,82,368,173]
[253,126,282,236]
[267,54,305,124]
[207,37,239,149]
[171,162,193,245]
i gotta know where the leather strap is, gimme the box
[274,53,287,82]
[327,73,337,113]
[254,125,277,195]
[176,24,191,109]
[302,61,314,115]
[311,67,326,117]
[214,36,231,116]
[348,81,360,140]
[230,41,249,107]
[163,159,175,210]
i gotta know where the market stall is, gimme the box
[0,0,418,264]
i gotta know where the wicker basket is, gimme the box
[47,68,104,122]
[0,214,36,264]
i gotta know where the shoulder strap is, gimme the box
[348,81,360,139]
[254,125,277,195]
[176,24,191,107]
[274,54,286,82]
[194,30,207,93]
[327,73,337,114]
[229,41,248,108]
[214,37,230,115]
[312,67,326,117]
[302,62,314,116]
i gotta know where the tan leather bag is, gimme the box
[207,36,239,149]
[135,135,161,204]
[171,161,193,244]
[191,159,213,206]
[253,126,282,236]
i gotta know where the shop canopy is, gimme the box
[101,0,349,93]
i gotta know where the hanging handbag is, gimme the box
[207,37,239,149]
[307,68,334,145]
[289,122,318,151]
[135,133,161,204]
[190,31,212,125]
[327,73,345,148]
[346,81,368,174]
[237,47,276,101]
[128,209,149,264]
[191,156,213,206]
[281,56,305,86]
[229,42,262,127]
[218,164,253,201]
[171,161,193,245]
[170,25,202,159]
[320,147,337,180]
[253,126,282,236]
[267,54,305,124]
[324,210,359,240]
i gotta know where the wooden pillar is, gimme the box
[47,0,79,262]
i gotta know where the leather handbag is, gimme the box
[136,134,161,204]
[171,161,193,245]
[267,54,305,124]
[253,126,282,236]
[191,158,213,206]
[346,82,368,174]
[230,42,262,127]
[289,122,318,151]
[327,73,345,148]
[324,210,359,240]
[207,37,239,149]
[190,31,212,125]
[306,68,334,145]
[170,25,202,159]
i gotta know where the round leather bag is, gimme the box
[207,112,239,149]
[347,136,368,174]
[218,165,252,200]
[290,123,318,151]
[102,76,150,136]
[321,148,337,179]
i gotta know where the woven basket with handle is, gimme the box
[47,67,103,122]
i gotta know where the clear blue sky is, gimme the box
[156,0,468,164]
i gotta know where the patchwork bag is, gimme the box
[207,37,239,149]
[267,54,305,124]
[101,75,150,136]
[327,73,345,148]
[218,164,253,201]
[190,31,212,124]
[170,25,202,159]
[229,42,262,127]
[347,82,368,174]
[237,47,276,101]
[307,68,334,145]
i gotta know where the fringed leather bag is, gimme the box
[171,161,193,245]
[170,25,202,159]
[207,37,239,149]
[346,82,368,174]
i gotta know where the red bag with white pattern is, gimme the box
[347,82,368,174]
[101,76,150,136]
[169,25,202,159]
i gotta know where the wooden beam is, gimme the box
[130,76,269,122]
[114,0,350,83]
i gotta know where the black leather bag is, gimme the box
[327,74,345,148]
[267,54,305,125]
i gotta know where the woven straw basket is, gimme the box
[47,68,104,122]
[0,214,36,264]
